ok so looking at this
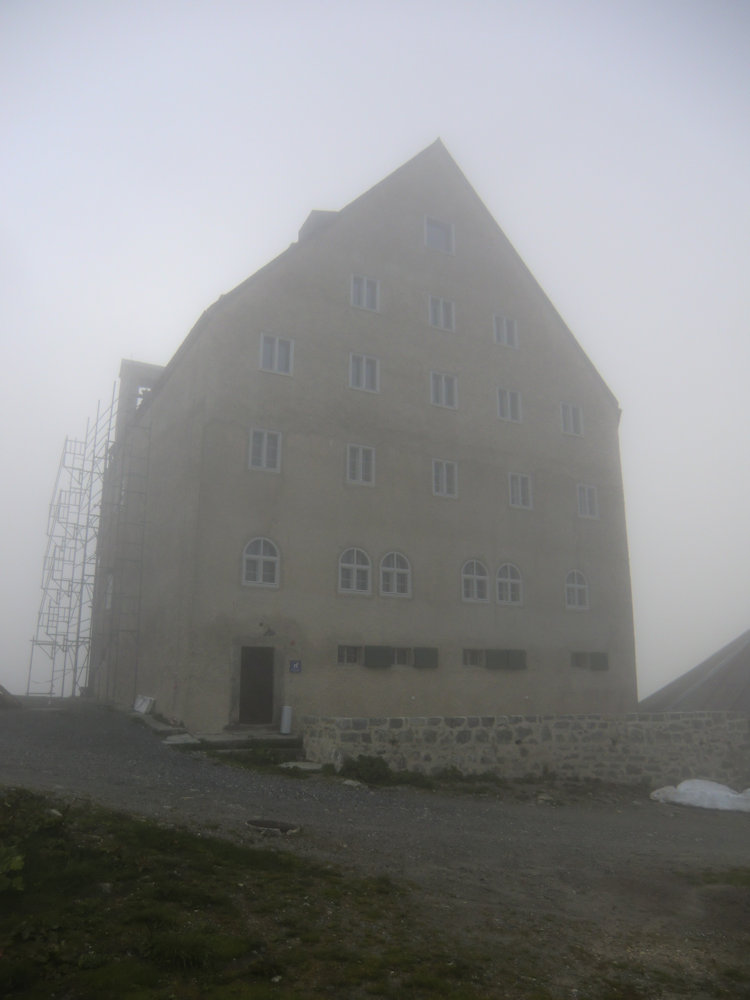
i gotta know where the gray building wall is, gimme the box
[92,142,637,732]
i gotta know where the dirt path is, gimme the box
[2,699,749,994]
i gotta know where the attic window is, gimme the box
[425,217,454,254]
[351,275,379,312]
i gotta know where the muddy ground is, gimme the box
[1,699,749,996]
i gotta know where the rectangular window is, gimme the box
[577,484,599,518]
[485,649,527,670]
[349,353,379,392]
[337,645,362,664]
[425,217,454,253]
[392,647,412,665]
[433,459,458,497]
[351,275,379,311]
[428,296,455,331]
[509,473,532,509]
[260,335,293,374]
[346,444,375,485]
[462,648,484,667]
[571,651,609,671]
[494,315,519,348]
[498,388,522,422]
[562,403,583,436]
[430,371,458,408]
[250,429,281,471]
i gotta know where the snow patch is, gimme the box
[650,779,750,812]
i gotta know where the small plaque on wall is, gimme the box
[289,659,302,673]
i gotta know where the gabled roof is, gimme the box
[639,630,750,713]
[131,140,619,411]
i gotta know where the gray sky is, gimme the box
[2,0,748,699]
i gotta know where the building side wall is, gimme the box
[169,151,636,732]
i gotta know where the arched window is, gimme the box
[497,563,522,605]
[565,570,589,609]
[339,548,371,594]
[243,538,279,587]
[462,560,489,602]
[380,552,411,596]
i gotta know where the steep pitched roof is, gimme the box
[639,630,750,713]
[134,140,619,411]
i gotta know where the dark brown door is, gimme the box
[239,647,274,724]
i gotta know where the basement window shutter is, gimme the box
[484,649,509,670]
[590,652,609,671]
[363,645,393,668]
[507,649,527,670]
[412,647,439,669]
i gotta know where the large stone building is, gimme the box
[90,141,637,732]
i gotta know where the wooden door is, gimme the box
[239,647,274,724]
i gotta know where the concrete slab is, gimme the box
[163,733,201,745]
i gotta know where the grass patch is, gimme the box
[696,867,750,888]
[0,787,496,999]
[2,787,748,999]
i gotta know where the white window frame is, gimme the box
[565,570,589,610]
[509,472,532,509]
[462,648,484,667]
[428,295,455,331]
[432,459,458,498]
[461,559,489,602]
[259,334,294,375]
[338,547,371,594]
[351,275,380,312]
[577,484,599,519]
[337,645,362,664]
[497,563,523,605]
[346,444,375,486]
[424,216,455,254]
[498,388,522,423]
[430,371,458,409]
[243,537,280,588]
[562,403,583,436]
[494,315,519,348]
[349,353,380,392]
[380,551,411,597]
[249,429,282,472]
[392,647,412,666]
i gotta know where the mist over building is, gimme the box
[35,143,638,732]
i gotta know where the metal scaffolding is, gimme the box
[27,390,117,697]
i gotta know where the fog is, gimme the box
[1,0,748,699]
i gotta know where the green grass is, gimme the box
[0,787,497,999]
[2,787,749,999]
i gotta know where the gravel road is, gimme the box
[2,698,749,983]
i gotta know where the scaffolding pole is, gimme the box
[27,387,117,698]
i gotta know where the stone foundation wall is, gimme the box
[301,712,750,789]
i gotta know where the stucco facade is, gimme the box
[90,141,637,732]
